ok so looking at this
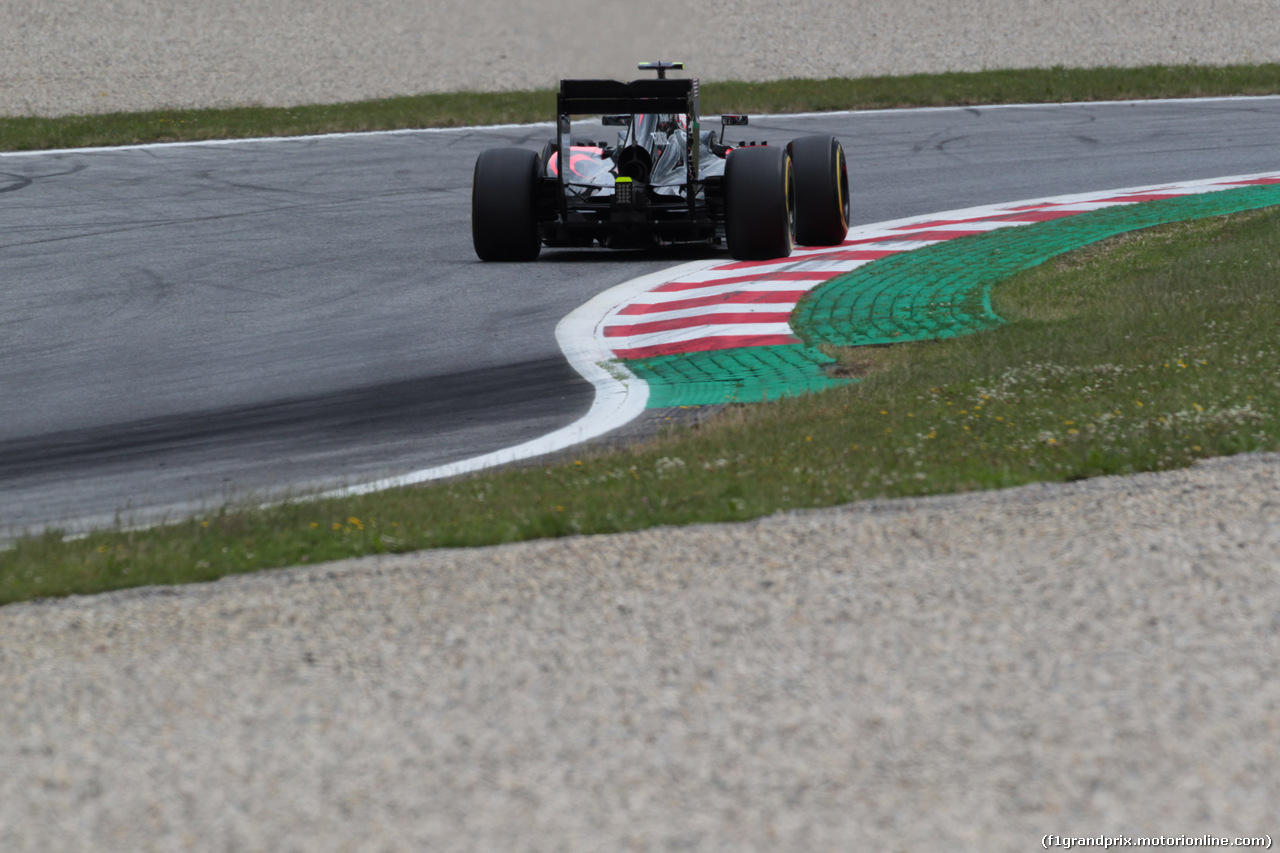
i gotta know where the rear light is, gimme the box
[614,176,634,206]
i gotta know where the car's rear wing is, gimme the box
[555,76,703,221]
[557,78,699,117]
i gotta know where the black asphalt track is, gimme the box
[2,98,1278,534]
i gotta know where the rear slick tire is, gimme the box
[789,135,850,246]
[724,146,795,261]
[471,148,542,262]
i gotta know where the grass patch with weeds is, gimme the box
[2,63,1278,152]
[5,206,1280,604]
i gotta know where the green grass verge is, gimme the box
[5,206,1280,605]
[3,63,1278,152]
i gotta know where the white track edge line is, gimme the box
[5,95,1277,158]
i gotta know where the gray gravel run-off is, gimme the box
[5,0,1280,116]
[3,453,1279,851]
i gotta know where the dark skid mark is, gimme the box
[0,173,33,193]
[911,131,958,155]
[0,163,88,193]
[0,357,588,480]
[135,268,177,303]
[193,169,305,195]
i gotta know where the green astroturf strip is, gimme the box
[624,183,1280,408]
[624,345,849,408]
[795,184,1280,348]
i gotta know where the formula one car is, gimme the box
[471,61,849,262]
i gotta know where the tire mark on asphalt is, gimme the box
[0,357,586,480]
